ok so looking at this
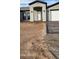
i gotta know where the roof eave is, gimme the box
[29,1,47,5]
[47,2,59,8]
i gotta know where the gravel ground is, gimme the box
[20,22,59,59]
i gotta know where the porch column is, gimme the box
[42,6,46,21]
[30,6,34,22]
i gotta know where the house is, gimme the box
[20,0,59,22]
[20,1,59,33]
[29,1,47,22]
[20,7,30,21]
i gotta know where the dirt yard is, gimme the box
[20,22,59,59]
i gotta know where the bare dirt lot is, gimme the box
[20,22,59,59]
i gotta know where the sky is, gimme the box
[20,0,59,7]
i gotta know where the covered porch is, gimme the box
[33,7,42,21]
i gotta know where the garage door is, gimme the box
[50,10,59,21]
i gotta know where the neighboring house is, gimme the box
[20,7,30,21]
[20,0,59,22]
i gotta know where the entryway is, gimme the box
[33,7,42,21]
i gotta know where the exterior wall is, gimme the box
[30,2,46,22]
[30,6,34,22]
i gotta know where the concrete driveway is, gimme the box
[20,22,58,59]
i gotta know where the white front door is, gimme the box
[34,11,38,21]
[37,11,41,21]
[50,10,59,21]
[34,11,41,21]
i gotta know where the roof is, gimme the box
[20,7,30,11]
[47,2,59,8]
[29,0,47,5]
